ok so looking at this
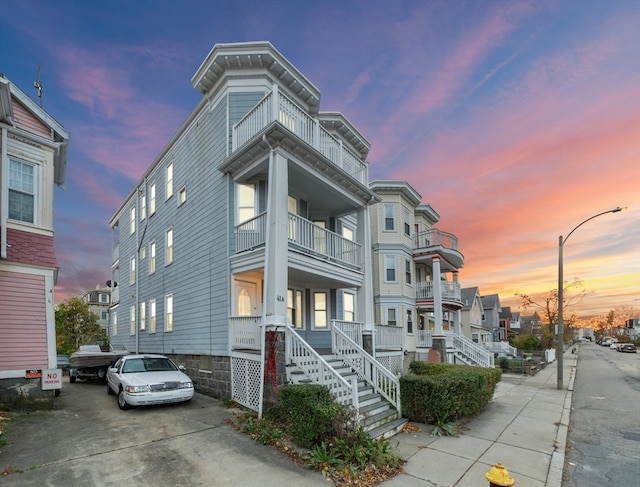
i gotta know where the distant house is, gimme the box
[521,312,543,335]
[481,294,502,341]
[499,306,517,339]
[82,284,112,333]
[510,311,521,335]
[460,287,489,345]
[0,74,69,403]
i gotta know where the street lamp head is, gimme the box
[611,206,625,213]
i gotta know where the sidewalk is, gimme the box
[381,350,577,487]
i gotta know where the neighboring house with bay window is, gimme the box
[0,74,68,403]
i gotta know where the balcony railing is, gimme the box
[414,228,459,252]
[374,324,403,350]
[234,213,362,270]
[233,85,367,184]
[288,213,361,268]
[415,280,461,302]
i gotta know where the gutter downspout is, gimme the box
[1,127,8,259]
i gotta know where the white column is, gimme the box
[432,256,443,335]
[356,205,374,329]
[263,149,289,327]
[452,271,461,334]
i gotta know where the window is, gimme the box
[112,311,118,336]
[165,294,173,332]
[100,294,109,303]
[384,204,395,231]
[101,311,108,320]
[130,206,136,234]
[166,162,173,199]
[387,307,397,326]
[150,182,156,215]
[237,183,256,224]
[150,299,156,333]
[130,306,136,335]
[343,292,355,322]
[8,159,35,224]
[166,228,173,265]
[179,186,186,205]
[130,256,136,285]
[287,289,303,329]
[405,259,412,285]
[342,226,354,241]
[149,242,156,274]
[403,207,411,236]
[384,255,396,282]
[407,309,414,334]
[313,291,327,329]
[141,194,146,220]
[140,302,146,331]
[140,245,146,260]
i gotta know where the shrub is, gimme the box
[401,362,501,426]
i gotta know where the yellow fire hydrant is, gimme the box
[485,463,515,486]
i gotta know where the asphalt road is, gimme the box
[563,341,640,487]
[0,376,328,487]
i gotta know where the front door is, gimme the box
[234,280,260,316]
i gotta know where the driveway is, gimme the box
[0,377,328,486]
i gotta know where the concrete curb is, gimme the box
[546,352,576,487]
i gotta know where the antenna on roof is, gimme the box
[34,63,43,107]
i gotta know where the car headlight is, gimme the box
[124,385,150,393]
[179,382,193,389]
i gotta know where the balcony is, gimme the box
[235,212,362,271]
[232,86,367,185]
[415,280,462,303]
[413,228,464,270]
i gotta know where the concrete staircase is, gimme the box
[287,354,407,440]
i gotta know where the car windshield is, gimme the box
[122,358,178,373]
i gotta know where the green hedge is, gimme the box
[400,362,502,425]
[273,384,343,448]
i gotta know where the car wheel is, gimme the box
[117,388,130,410]
[107,382,113,395]
[70,375,76,383]
[97,367,107,381]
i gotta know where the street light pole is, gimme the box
[557,206,624,390]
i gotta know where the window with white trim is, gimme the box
[384,255,396,282]
[343,292,355,322]
[141,194,146,220]
[166,228,173,265]
[407,309,414,334]
[8,158,36,224]
[130,306,136,335]
[150,182,156,215]
[387,307,397,326]
[166,162,173,199]
[403,207,411,236]
[313,291,328,329]
[287,289,303,329]
[342,226,354,241]
[405,259,412,285]
[112,311,118,336]
[101,311,108,321]
[384,204,395,231]
[150,299,156,333]
[140,302,146,331]
[130,256,135,285]
[179,186,186,205]
[165,294,173,332]
[149,242,156,274]
[237,183,256,224]
[130,206,136,234]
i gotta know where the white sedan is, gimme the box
[106,354,194,410]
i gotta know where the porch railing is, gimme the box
[415,280,461,301]
[452,334,495,368]
[288,213,361,268]
[332,320,363,345]
[332,323,401,412]
[233,85,367,185]
[229,315,262,350]
[414,228,459,251]
[235,213,267,253]
[285,325,359,408]
[374,324,403,350]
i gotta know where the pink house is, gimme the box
[0,75,68,404]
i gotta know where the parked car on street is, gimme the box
[618,343,637,353]
[56,354,70,371]
[106,354,194,410]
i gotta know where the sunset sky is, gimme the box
[3,1,639,318]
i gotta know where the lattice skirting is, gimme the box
[231,354,263,413]
[375,352,404,376]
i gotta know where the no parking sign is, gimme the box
[41,369,62,390]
